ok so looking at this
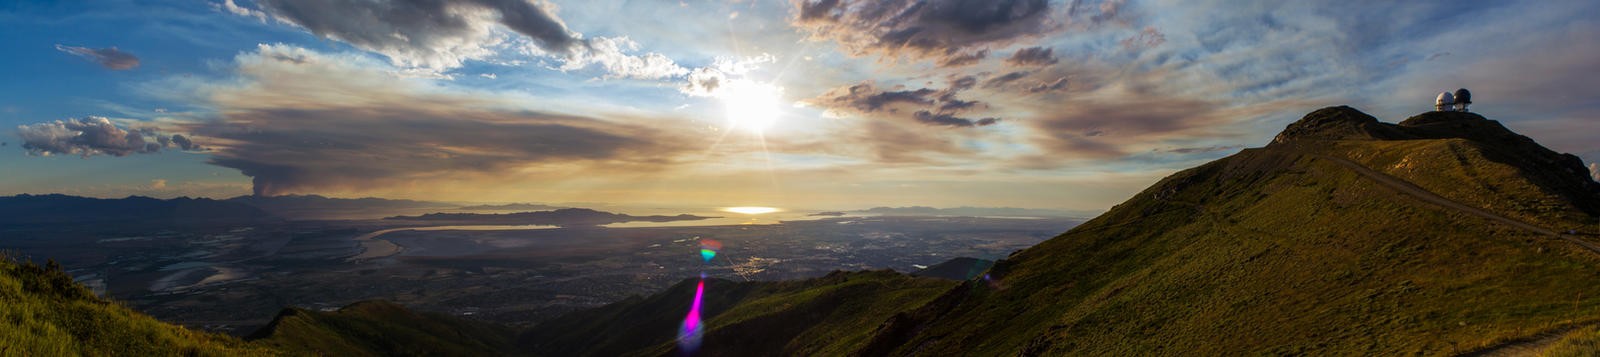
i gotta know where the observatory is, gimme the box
[1453,88,1471,112]
[1432,88,1472,112]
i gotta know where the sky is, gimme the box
[1,0,1597,211]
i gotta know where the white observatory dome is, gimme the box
[1436,92,1455,105]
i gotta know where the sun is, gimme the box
[721,81,782,132]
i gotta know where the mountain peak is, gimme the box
[1270,106,1405,145]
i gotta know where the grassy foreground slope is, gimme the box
[856,106,1600,356]
[521,270,957,357]
[0,256,276,356]
[247,300,519,356]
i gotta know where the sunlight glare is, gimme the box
[721,81,782,132]
[724,206,779,214]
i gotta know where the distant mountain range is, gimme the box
[225,194,458,220]
[384,208,717,227]
[0,194,277,227]
[453,202,567,211]
[853,206,1095,217]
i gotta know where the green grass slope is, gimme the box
[0,255,277,356]
[911,257,995,280]
[520,270,957,357]
[853,106,1600,356]
[248,300,518,356]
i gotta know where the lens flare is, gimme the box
[677,278,705,353]
[699,239,722,263]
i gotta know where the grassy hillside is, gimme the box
[523,106,1600,356]
[521,270,957,357]
[856,106,1600,356]
[0,254,276,356]
[248,300,519,356]
[911,257,994,280]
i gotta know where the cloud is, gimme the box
[228,0,688,78]
[912,111,998,127]
[558,36,687,79]
[240,0,576,70]
[1006,46,1058,66]
[792,0,1057,65]
[678,54,775,97]
[15,116,198,157]
[158,44,695,196]
[983,71,1031,88]
[1028,77,1068,93]
[806,80,1002,130]
[55,45,140,70]
[1118,26,1164,52]
[938,50,988,67]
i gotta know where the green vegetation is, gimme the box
[249,300,519,356]
[911,257,995,280]
[0,254,276,356]
[1542,325,1600,357]
[521,270,957,356]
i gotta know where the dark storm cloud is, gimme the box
[192,107,665,196]
[913,111,998,128]
[153,44,696,196]
[14,116,198,157]
[1006,46,1058,66]
[792,0,1056,65]
[55,45,140,70]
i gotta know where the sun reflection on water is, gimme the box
[723,206,779,214]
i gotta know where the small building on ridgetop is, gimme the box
[1436,88,1472,112]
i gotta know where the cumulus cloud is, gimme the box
[1006,46,1058,66]
[161,44,694,196]
[226,0,689,78]
[792,0,1056,65]
[679,54,774,97]
[559,36,688,79]
[55,45,140,70]
[15,116,199,157]
[238,0,575,70]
